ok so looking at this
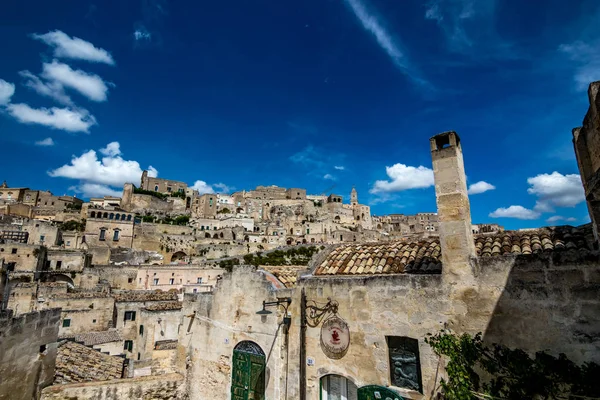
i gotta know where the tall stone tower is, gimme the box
[430,131,476,282]
[350,187,358,205]
[140,170,148,190]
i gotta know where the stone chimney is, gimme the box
[430,131,477,281]
[573,81,600,245]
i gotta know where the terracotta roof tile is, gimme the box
[261,266,308,288]
[315,225,592,276]
[59,329,122,346]
[144,301,182,311]
[55,341,124,384]
[113,290,178,302]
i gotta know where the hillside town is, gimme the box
[0,82,598,400]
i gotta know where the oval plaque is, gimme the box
[320,316,350,359]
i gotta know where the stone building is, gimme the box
[84,207,135,249]
[192,193,218,219]
[573,80,600,242]
[177,130,600,400]
[0,181,28,204]
[140,170,188,194]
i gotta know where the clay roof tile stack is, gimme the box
[54,340,124,384]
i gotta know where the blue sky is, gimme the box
[0,0,598,230]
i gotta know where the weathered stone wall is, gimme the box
[0,308,60,400]
[41,295,115,335]
[181,267,287,400]
[40,373,186,400]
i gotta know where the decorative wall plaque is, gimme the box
[320,315,350,359]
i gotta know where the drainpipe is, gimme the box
[299,288,307,400]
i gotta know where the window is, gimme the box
[99,229,106,241]
[153,278,159,285]
[197,277,202,284]
[320,375,357,400]
[93,319,96,323]
[124,311,136,321]
[387,336,422,393]
[139,325,144,336]
[40,235,45,242]
[167,186,172,192]
[169,278,174,285]
[124,340,133,352]
[11,248,17,254]
[62,319,71,328]
[113,230,120,241]
[154,185,159,192]
[193,288,197,293]
[109,213,114,220]
[56,260,62,269]
[128,278,133,283]
[66,241,71,246]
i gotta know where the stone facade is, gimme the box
[0,308,61,400]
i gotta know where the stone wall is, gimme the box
[40,373,186,400]
[0,308,61,400]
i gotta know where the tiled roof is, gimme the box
[113,290,179,302]
[144,301,182,311]
[315,225,593,276]
[475,226,591,256]
[315,240,441,275]
[154,339,178,350]
[60,330,122,346]
[55,340,124,384]
[261,266,309,288]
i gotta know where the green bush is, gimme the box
[62,220,85,232]
[133,187,168,200]
[426,329,600,399]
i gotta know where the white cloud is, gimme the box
[467,181,495,195]
[425,0,473,51]
[489,205,540,220]
[48,142,157,198]
[19,70,72,105]
[213,183,233,193]
[70,183,123,198]
[32,30,115,65]
[35,137,55,147]
[191,180,215,194]
[344,0,427,85]
[334,165,345,170]
[6,103,97,133]
[559,40,600,91]
[370,163,434,194]
[42,61,110,102]
[133,28,151,41]
[527,172,585,212]
[323,174,335,180]
[0,79,15,105]
[100,142,121,157]
[190,181,232,194]
[546,215,578,224]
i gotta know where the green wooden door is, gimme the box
[231,341,266,400]
[357,385,403,400]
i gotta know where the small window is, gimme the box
[193,288,197,293]
[387,336,423,393]
[40,235,45,241]
[128,278,133,283]
[124,311,136,321]
[66,241,71,246]
[113,230,120,241]
[39,344,47,353]
[93,319,97,323]
[99,229,106,241]
[124,340,133,352]
[11,248,17,254]
[62,319,71,328]
[139,325,144,336]
[56,260,62,269]
[153,278,159,285]
[154,185,159,192]
[137,352,141,360]
[197,277,202,284]
[167,187,172,192]
[169,278,174,285]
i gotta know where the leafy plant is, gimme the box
[62,220,85,232]
[133,187,168,200]
[425,329,600,400]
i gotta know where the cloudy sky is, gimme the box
[0,0,598,229]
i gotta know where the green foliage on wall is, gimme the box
[425,329,600,400]
[133,187,168,200]
[242,246,320,266]
[62,220,85,232]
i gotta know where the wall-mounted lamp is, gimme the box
[256,297,292,332]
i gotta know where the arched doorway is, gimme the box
[231,341,265,400]
[320,375,358,400]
